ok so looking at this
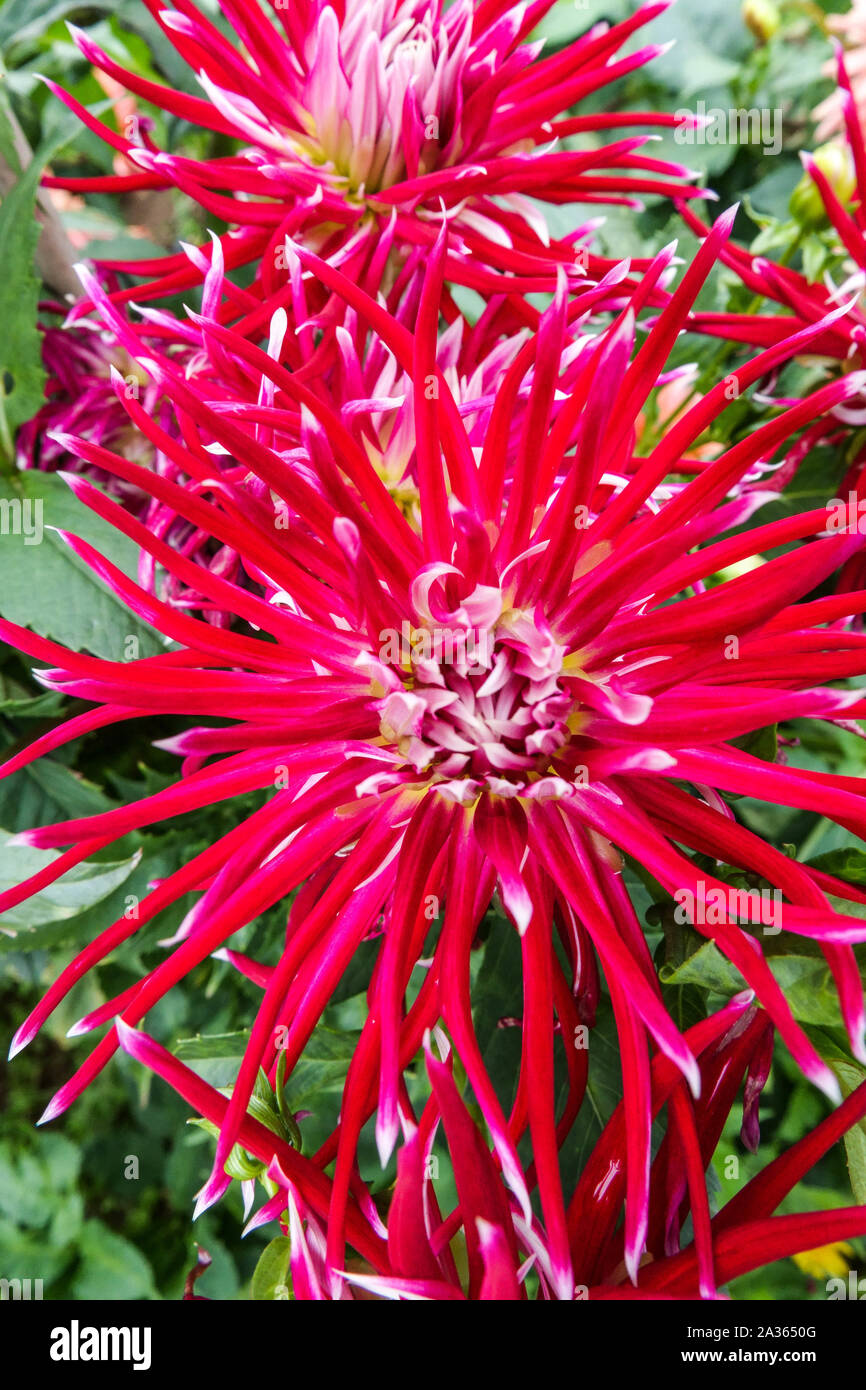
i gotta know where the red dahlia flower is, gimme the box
[6,215,866,1290]
[675,47,866,585]
[64,241,658,545]
[43,0,706,310]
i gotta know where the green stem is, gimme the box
[788,0,831,38]
[0,380,15,474]
[696,224,807,397]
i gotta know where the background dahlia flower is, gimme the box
[19,264,253,626]
[42,0,705,313]
[6,217,866,1295]
[814,1,866,142]
[675,45,866,587]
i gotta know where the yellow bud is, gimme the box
[742,0,781,42]
[790,142,857,230]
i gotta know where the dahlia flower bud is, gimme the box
[742,0,781,43]
[789,141,856,229]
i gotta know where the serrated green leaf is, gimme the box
[0,834,185,955]
[0,105,45,444]
[807,848,866,887]
[0,832,138,931]
[663,938,855,1027]
[660,938,747,994]
[0,754,116,835]
[0,472,166,656]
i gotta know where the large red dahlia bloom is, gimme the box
[5,218,866,1292]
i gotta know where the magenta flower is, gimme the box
[6,216,866,1295]
[17,302,167,508]
[18,269,251,627]
[64,240,653,545]
[43,0,705,308]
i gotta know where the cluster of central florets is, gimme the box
[377,602,572,784]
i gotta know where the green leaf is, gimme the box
[0,472,166,656]
[731,723,778,764]
[801,233,831,285]
[72,1219,157,1300]
[0,2,111,54]
[281,1026,360,1112]
[0,1219,73,1286]
[48,1192,84,1248]
[632,3,747,98]
[250,1236,292,1301]
[0,1135,81,1228]
[0,1147,51,1227]
[829,1057,866,1207]
[663,938,855,1027]
[0,88,83,448]
[0,832,139,931]
[7,758,114,820]
[807,848,866,887]
[0,755,116,835]
[0,684,63,718]
[749,447,847,526]
[809,1032,866,1207]
[175,1032,250,1091]
[660,938,747,995]
[0,104,45,446]
[0,833,185,955]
